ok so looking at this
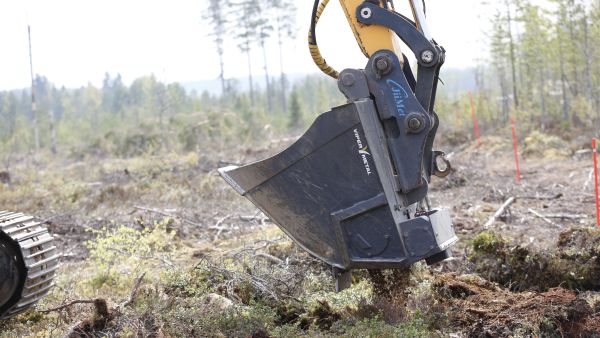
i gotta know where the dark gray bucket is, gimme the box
[219,100,457,270]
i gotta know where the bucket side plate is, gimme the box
[219,103,405,268]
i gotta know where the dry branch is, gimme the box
[65,299,111,338]
[212,214,232,241]
[517,193,563,200]
[41,273,146,316]
[239,214,271,225]
[528,208,562,228]
[119,272,146,309]
[214,214,232,228]
[543,213,588,220]
[133,206,201,227]
[105,247,174,267]
[40,299,96,314]
[584,169,595,190]
[484,197,516,229]
[254,252,284,265]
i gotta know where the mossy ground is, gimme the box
[1,127,599,337]
[469,228,600,292]
[0,221,437,337]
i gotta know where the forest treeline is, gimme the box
[0,72,344,160]
[478,0,600,128]
[0,0,342,159]
[202,0,600,132]
[1,0,599,160]
[203,0,297,113]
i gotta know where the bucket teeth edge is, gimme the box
[218,166,246,195]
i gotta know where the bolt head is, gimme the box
[360,7,372,19]
[421,50,435,63]
[376,58,389,71]
[340,73,355,87]
[408,117,422,130]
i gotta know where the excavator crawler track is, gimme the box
[0,211,59,319]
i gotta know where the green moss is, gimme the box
[304,279,373,313]
[523,130,571,158]
[332,316,434,338]
[160,268,209,298]
[471,231,507,255]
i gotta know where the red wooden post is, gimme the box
[593,138,600,227]
[468,91,481,146]
[511,117,521,184]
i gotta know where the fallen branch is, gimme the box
[133,206,201,227]
[198,261,286,301]
[528,208,562,228]
[212,227,228,242]
[40,299,96,314]
[254,252,284,265]
[65,299,112,338]
[484,197,516,229]
[214,214,232,228]
[42,273,146,315]
[105,247,173,267]
[212,215,232,241]
[584,169,594,191]
[119,272,146,309]
[517,193,563,200]
[543,213,588,220]
[239,214,271,225]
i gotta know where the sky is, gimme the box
[0,0,492,91]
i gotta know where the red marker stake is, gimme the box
[468,91,481,146]
[511,117,521,184]
[593,138,600,227]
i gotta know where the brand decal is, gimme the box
[353,129,372,176]
[386,79,409,116]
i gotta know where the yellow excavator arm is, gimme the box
[310,0,429,78]
[339,0,401,59]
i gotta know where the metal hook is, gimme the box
[433,151,452,178]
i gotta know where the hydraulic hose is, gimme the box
[309,0,339,79]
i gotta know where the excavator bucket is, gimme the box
[220,0,459,287]
[219,100,457,271]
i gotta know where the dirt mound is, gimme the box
[433,273,600,337]
[469,229,600,292]
[558,227,600,251]
[523,130,572,158]
[464,135,510,153]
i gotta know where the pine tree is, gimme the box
[271,0,297,113]
[490,10,511,123]
[505,0,519,109]
[288,88,302,130]
[256,2,274,114]
[203,0,230,95]
[517,2,551,126]
[233,0,262,107]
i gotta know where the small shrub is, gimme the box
[86,218,177,287]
